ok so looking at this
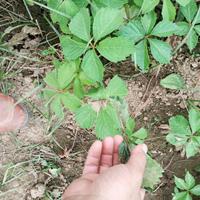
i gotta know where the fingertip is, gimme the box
[114,135,123,144]
[131,144,148,155]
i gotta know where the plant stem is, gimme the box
[173,6,200,54]
[32,0,71,19]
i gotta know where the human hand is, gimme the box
[63,136,147,200]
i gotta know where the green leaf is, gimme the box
[87,87,107,100]
[133,128,148,140]
[180,0,197,22]
[119,142,131,163]
[169,115,191,136]
[44,62,77,89]
[162,0,176,21]
[185,171,195,189]
[125,117,136,136]
[190,185,200,196]
[50,96,64,118]
[134,0,143,7]
[160,74,186,90]
[73,77,84,98]
[194,25,200,36]
[141,0,160,14]
[176,22,190,36]
[94,0,128,8]
[60,36,87,60]
[132,39,150,71]
[151,21,178,37]
[81,50,104,83]
[106,75,128,97]
[95,104,121,139]
[97,37,134,62]
[119,20,145,43]
[93,8,124,41]
[176,0,192,7]
[69,8,91,42]
[149,39,172,64]
[61,92,81,112]
[172,192,188,200]
[75,105,97,128]
[186,140,199,158]
[142,156,163,189]
[189,108,200,133]
[141,11,157,34]
[73,0,88,8]
[48,0,78,21]
[175,176,188,190]
[186,30,198,52]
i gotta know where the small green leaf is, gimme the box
[172,192,188,200]
[141,0,160,14]
[119,142,131,163]
[180,0,197,22]
[50,96,64,118]
[73,77,84,98]
[189,108,200,133]
[176,0,192,7]
[133,128,148,140]
[97,37,134,63]
[93,8,123,41]
[61,92,81,112]
[175,176,188,190]
[142,156,163,189]
[132,39,150,72]
[60,36,87,60]
[169,115,191,136]
[176,22,190,36]
[81,50,104,83]
[194,25,200,36]
[95,104,121,139]
[119,20,145,43]
[141,11,157,34]
[125,118,136,136]
[75,105,97,128]
[44,62,77,90]
[190,185,200,196]
[185,171,195,189]
[106,75,128,97]
[160,74,186,90]
[69,8,91,42]
[151,21,178,37]
[186,30,198,52]
[186,140,199,158]
[149,38,172,64]
[162,0,176,21]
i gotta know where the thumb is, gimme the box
[126,144,147,190]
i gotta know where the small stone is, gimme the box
[138,92,143,98]
[179,102,186,109]
[144,117,148,121]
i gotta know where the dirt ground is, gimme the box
[1,1,200,200]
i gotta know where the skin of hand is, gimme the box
[63,135,147,200]
[0,93,27,132]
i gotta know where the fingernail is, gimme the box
[142,144,148,154]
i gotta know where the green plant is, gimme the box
[26,0,200,190]
[173,171,200,200]
[167,107,200,158]
[176,0,200,52]
[119,13,178,71]
[160,73,186,90]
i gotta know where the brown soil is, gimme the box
[1,1,200,200]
